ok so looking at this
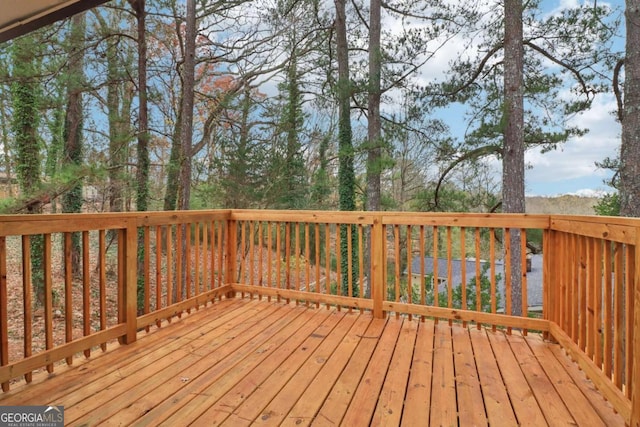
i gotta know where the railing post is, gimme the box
[0,236,8,391]
[372,215,384,319]
[630,233,640,427]
[542,228,553,340]
[225,215,237,298]
[120,222,137,345]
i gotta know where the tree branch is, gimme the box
[438,43,503,97]
[524,41,594,100]
[613,57,624,122]
[433,144,502,210]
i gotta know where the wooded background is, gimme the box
[0,0,637,219]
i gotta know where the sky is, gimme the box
[522,93,619,196]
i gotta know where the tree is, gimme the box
[10,34,45,304]
[334,0,359,296]
[619,1,640,217]
[94,8,135,214]
[503,0,525,316]
[179,0,197,211]
[366,0,382,212]
[131,0,150,214]
[129,0,150,313]
[62,13,87,276]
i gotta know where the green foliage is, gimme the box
[10,36,42,199]
[340,224,359,297]
[310,135,332,209]
[527,229,543,253]
[594,192,620,216]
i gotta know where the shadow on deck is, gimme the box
[0,296,624,426]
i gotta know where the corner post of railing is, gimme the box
[630,231,640,427]
[225,214,237,299]
[542,226,553,340]
[372,215,385,319]
[120,220,138,345]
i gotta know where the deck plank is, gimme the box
[191,309,350,426]
[526,333,607,427]
[0,297,247,405]
[451,325,488,426]
[400,319,435,427]
[278,313,373,426]
[145,304,331,426]
[468,327,518,426]
[508,332,577,426]
[0,297,625,427]
[252,312,364,426]
[429,321,457,427]
[71,301,303,426]
[370,318,417,426]
[311,318,387,427]
[547,339,625,426]
[219,314,377,427]
[487,329,548,426]
[340,316,404,426]
[162,307,344,426]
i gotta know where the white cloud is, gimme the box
[524,93,619,192]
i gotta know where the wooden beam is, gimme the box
[136,285,233,329]
[382,301,550,331]
[230,284,373,311]
[0,325,127,385]
[0,0,111,43]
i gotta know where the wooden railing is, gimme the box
[546,215,639,424]
[0,210,638,426]
[0,211,231,393]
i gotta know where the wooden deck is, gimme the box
[0,297,625,426]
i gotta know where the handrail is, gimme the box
[0,210,637,426]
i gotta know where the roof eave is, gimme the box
[0,0,110,43]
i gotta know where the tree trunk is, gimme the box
[620,1,640,217]
[130,0,149,314]
[105,36,132,214]
[163,101,182,211]
[366,0,382,212]
[503,0,525,316]
[133,0,149,214]
[174,0,197,301]
[62,13,86,277]
[179,0,196,212]
[335,0,358,296]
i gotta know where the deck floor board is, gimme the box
[0,297,625,426]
